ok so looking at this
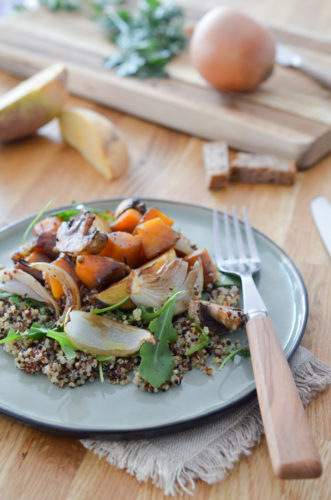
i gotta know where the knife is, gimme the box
[311,196,331,257]
[276,44,331,90]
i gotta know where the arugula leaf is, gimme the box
[22,200,53,244]
[0,326,46,345]
[52,201,115,221]
[138,290,178,388]
[0,290,49,309]
[96,354,116,383]
[185,323,211,356]
[219,346,250,371]
[216,272,241,288]
[46,330,77,360]
[139,289,184,321]
[91,295,130,314]
[0,323,77,360]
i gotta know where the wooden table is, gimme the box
[0,2,330,499]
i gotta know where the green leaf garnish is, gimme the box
[185,323,211,356]
[138,289,184,321]
[52,201,115,221]
[219,345,250,371]
[216,272,241,288]
[22,200,53,244]
[0,323,77,360]
[99,0,187,78]
[91,295,130,314]
[96,354,116,384]
[138,290,179,388]
[0,290,49,309]
[46,330,77,360]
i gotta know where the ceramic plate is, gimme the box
[0,199,308,438]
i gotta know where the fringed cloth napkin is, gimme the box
[82,347,331,496]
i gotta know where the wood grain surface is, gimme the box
[0,1,330,499]
[1,5,331,166]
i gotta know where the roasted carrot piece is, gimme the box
[95,248,177,308]
[141,207,174,226]
[110,209,142,233]
[101,232,142,268]
[75,255,129,290]
[47,255,79,300]
[184,248,219,286]
[33,216,62,236]
[133,217,179,260]
[27,250,52,263]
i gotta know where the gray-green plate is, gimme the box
[0,199,308,438]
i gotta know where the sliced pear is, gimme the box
[0,63,67,142]
[59,107,129,180]
[64,310,155,357]
[94,248,177,308]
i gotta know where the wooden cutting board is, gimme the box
[1,7,331,168]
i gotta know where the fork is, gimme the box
[213,206,322,479]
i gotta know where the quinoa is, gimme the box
[0,285,243,391]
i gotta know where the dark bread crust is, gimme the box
[230,153,296,185]
[203,142,230,189]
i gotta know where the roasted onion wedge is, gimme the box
[0,268,59,315]
[31,262,81,316]
[64,310,155,357]
[128,258,203,314]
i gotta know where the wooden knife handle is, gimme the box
[300,59,331,90]
[246,316,322,479]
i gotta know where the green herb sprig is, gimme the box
[52,200,115,221]
[219,345,250,371]
[185,323,210,356]
[96,0,187,78]
[91,295,130,314]
[0,323,78,360]
[22,200,53,245]
[138,290,179,388]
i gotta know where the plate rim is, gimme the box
[0,197,308,438]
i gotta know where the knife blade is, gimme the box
[276,44,331,90]
[310,196,331,257]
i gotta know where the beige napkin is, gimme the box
[81,346,331,496]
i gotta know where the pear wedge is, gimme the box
[59,107,129,180]
[0,63,67,142]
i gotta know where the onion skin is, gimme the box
[190,7,275,92]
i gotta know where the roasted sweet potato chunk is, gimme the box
[184,248,219,286]
[110,208,142,233]
[75,255,129,290]
[101,232,142,268]
[133,217,179,260]
[141,207,174,226]
[47,255,79,300]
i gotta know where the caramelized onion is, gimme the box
[0,268,59,315]
[31,262,81,316]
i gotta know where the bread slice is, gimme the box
[230,153,296,185]
[203,141,230,189]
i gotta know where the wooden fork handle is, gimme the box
[246,316,322,479]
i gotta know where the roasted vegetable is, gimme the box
[64,310,156,357]
[94,248,177,308]
[185,248,220,286]
[56,211,108,255]
[141,207,174,226]
[101,231,142,268]
[46,255,79,300]
[114,198,146,219]
[133,217,179,260]
[75,254,129,290]
[111,208,142,233]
